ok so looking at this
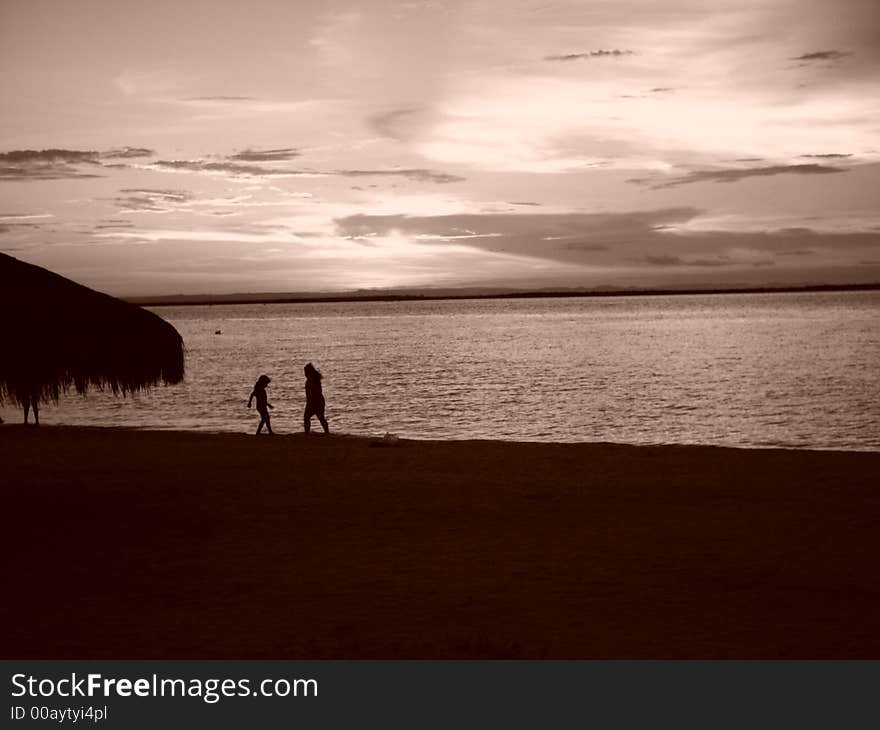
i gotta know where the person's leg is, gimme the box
[257,410,266,434]
[32,398,39,426]
[303,406,311,433]
[23,399,30,425]
[265,413,273,434]
[317,405,329,434]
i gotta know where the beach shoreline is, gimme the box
[3,425,879,658]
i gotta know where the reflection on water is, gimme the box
[4,291,879,450]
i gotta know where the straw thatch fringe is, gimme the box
[0,253,184,410]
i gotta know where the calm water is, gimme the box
[3,292,879,450]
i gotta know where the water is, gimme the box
[3,291,879,450]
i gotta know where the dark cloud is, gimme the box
[508,201,541,206]
[368,108,424,140]
[94,220,135,230]
[641,254,735,267]
[114,196,169,213]
[791,50,851,62]
[333,208,878,273]
[0,221,42,231]
[144,156,463,183]
[101,147,155,159]
[643,254,682,266]
[335,208,702,264]
[151,159,308,177]
[335,169,466,184]
[335,208,702,240]
[0,149,104,180]
[649,87,674,93]
[776,249,815,257]
[0,147,150,180]
[629,163,847,189]
[228,148,300,162]
[800,153,852,159]
[119,188,192,200]
[0,149,98,164]
[545,49,634,61]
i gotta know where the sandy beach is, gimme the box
[2,426,879,658]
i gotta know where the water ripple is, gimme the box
[3,292,878,451]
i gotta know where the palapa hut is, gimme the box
[0,253,184,424]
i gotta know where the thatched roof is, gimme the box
[0,253,184,408]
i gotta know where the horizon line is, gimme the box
[128,282,880,307]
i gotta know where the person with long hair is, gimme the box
[303,363,329,435]
[248,374,274,434]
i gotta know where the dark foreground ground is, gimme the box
[2,426,879,658]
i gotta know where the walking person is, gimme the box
[303,363,330,435]
[248,374,274,434]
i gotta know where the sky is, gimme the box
[1,0,879,296]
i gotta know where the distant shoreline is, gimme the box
[130,282,880,307]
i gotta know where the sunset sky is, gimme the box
[1,0,879,296]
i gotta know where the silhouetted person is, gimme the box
[303,363,329,435]
[23,394,39,426]
[248,375,274,434]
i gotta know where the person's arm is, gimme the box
[248,390,254,408]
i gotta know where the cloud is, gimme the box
[800,153,852,159]
[115,189,194,212]
[94,220,136,230]
[228,148,300,162]
[0,147,156,180]
[101,147,155,159]
[544,49,635,61]
[641,254,736,267]
[334,208,703,265]
[330,207,879,278]
[334,169,466,184]
[0,149,104,180]
[184,96,257,102]
[149,159,315,178]
[0,220,43,232]
[0,213,54,222]
[369,108,425,140]
[335,208,702,238]
[563,242,609,252]
[145,159,463,182]
[630,163,848,189]
[791,50,852,62]
[643,254,683,266]
[776,249,815,257]
[0,149,98,163]
[118,188,191,199]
